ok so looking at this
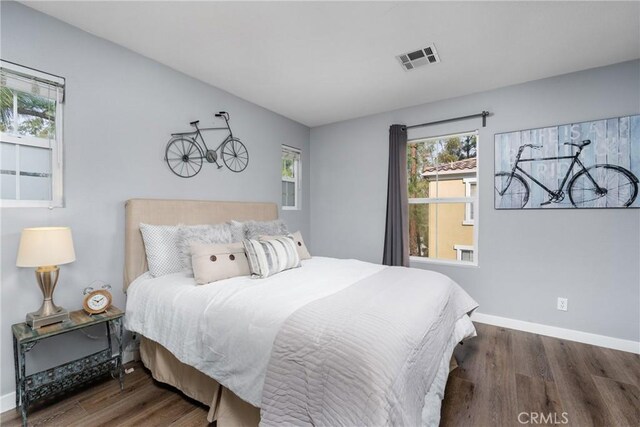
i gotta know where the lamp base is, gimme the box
[26,307,69,329]
[26,265,70,329]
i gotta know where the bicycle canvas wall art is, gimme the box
[495,115,639,209]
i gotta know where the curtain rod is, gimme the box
[404,111,490,130]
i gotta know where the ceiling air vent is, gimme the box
[397,44,440,71]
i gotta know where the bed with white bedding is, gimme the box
[126,257,477,426]
[123,198,478,426]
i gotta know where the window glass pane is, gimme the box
[20,175,50,200]
[282,181,288,205]
[0,88,16,134]
[282,181,295,207]
[20,145,51,174]
[18,145,51,200]
[1,173,16,199]
[282,158,294,179]
[409,202,474,261]
[287,181,295,206]
[0,142,16,199]
[1,141,16,170]
[409,203,429,257]
[408,133,477,199]
[16,90,56,139]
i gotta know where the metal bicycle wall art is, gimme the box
[495,115,639,209]
[165,111,249,177]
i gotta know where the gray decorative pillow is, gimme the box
[228,220,246,242]
[260,230,311,260]
[176,224,233,272]
[243,236,301,278]
[139,223,182,277]
[243,219,288,240]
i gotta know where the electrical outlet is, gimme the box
[557,297,568,311]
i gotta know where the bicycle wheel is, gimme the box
[165,137,204,178]
[568,164,638,208]
[495,172,530,208]
[221,138,249,173]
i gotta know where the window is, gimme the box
[454,245,475,262]
[281,145,301,210]
[407,131,478,265]
[1,61,65,208]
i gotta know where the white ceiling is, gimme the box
[22,1,640,127]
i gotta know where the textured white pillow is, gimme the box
[139,223,182,277]
[176,224,234,272]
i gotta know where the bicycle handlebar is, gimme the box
[520,144,542,150]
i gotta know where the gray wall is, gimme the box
[310,60,640,342]
[0,2,309,398]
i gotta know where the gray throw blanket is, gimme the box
[260,266,478,426]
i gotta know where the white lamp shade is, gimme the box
[16,227,76,267]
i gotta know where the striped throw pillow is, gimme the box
[243,236,301,278]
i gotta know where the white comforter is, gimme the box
[126,257,385,405]
[125,257,477,417]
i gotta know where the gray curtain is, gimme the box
[383,124,409,267]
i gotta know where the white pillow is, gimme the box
[191,242,250,285]
[139,223,182,277]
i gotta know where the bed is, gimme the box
[123,198,478,426]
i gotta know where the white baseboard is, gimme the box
[1,391,16,413]
[471,312,640,354]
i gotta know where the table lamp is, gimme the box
[16,227,76,329]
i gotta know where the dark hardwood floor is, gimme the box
[442,323,639,427]
[2,323,638,426]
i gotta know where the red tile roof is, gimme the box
[422,157,476,174]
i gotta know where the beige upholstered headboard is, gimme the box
[124,199,278,291]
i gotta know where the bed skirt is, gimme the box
[140,336,459,426]
[140,336,260,426]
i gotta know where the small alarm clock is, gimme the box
[82,283,112,315]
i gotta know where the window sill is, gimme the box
[462,220,474,226]
[0,200,62,208]
[410,256,478,268]
[281,206,300,211]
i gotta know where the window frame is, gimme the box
[281,145,301,211]
[462,177,477,225]
[0,61,65,208]
[407,130,479,267]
